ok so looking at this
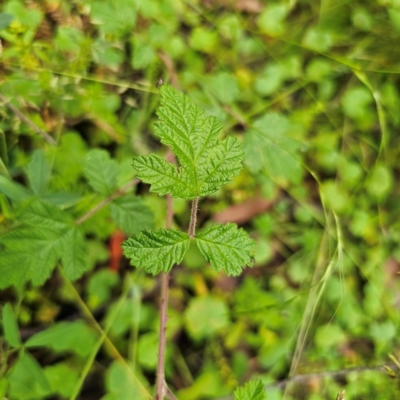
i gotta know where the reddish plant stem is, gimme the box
[188,197,199,238]
[155,190,174,400]
[155,271,170,400]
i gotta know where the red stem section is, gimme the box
[155,193,173,400]
[155,272,170,400]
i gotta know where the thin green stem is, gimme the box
[58,268,151,399]
[69,279,131,400]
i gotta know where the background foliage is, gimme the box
[1,0,400,399]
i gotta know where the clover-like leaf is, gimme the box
[132,85,243,199]
[195,223,255,276]
[243,112,303,186]
[234,379,266,400]
[122,228,190,274]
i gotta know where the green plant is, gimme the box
[122,84,255,399]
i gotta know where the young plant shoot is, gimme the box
[122,85,255,275]
[122,84,255,399]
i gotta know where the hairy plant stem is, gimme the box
[155,193,174,400]
[188,197,199,238]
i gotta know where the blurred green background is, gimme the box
[1,0,400,399]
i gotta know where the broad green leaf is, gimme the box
[303,27,333,52]
[84,149,119,195]
[44,363,79,398]
[87,269,120,309]
[234,379,266,400]
[257,4,288,36]
[185,296,230,340]
[90,0,137,37]
[341,86,373,120]
[2,303,22,347]
[60,227,88,280]
[21,196,71,231]
[132,85,243,199]
[195,223,255,276]
[243,112,303,186]
[104,360,149,400]
[0,175,31,202]
[110,196,154,234]
[0,226,61,288]
[189,27,218,53]
[26,320,97,357]
[122,228,190,274]
[366,164,393,200]
[0,199,88,288]
[41,191,82,208]
[137,332,159,370]
[0,13,13,31]
[8,352,51,399]
[0,377,7,399]
[206,72,239,104]
[27,149,51,196]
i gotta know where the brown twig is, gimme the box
[75,179,139,225]
[188,197,198,238]
[0,93,57,145]
[155,270,170,400]
[155,149,177,400]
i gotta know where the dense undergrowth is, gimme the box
[1,0,400,399]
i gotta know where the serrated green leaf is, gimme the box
[195,223,255,276]
[0,199,88,288]
[133,154,186,197]
[26,320,97,357]
[122,228,190,274]
[0,226,60,288]
[132,85,243,199]
[110,196,154,234]
[185,296,230,340]
[60,227,88,280]
[2,303,22,347]
[243,112,303,186]
[21,197,71,231]
[27,150,51,196]
[234,379,266,400]
[84,149,119,195]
